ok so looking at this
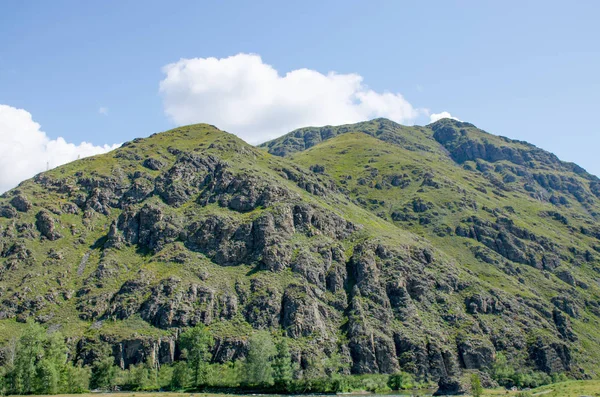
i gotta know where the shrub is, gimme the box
[470,373,483,397]
[388,371,414,390]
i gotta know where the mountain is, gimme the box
[1,119,599,383]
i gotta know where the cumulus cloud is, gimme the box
[159,53,425,144]
[429,111,461,123]
[0,104,120,193]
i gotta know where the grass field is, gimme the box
[481,380,600,396]
[527,380,600,396]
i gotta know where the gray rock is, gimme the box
[35,210,61,240]
[10,194,32,212]
[143,157,165,171]
[457,337,495,369]
[434,376,466,396]
[0,205,17,218]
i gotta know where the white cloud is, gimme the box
[429,111,461,123]
[0,104,120,193]
[159,53,425,144]
[98,106,109,115]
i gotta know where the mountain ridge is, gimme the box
[0,118,599,385]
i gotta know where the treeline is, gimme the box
[0,322,420,395]
[0,321,568,395]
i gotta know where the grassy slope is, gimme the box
[289,129,600,375]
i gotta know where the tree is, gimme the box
[1,321,88,395]
[63,364,91,393]
[170,361,191,390]
[124,363,151,390]
[35,331,68,394]
[9,321,46,394]
[0,363,10,396]
[157,364,174,390]
[90,349,118,390]
[244,331,276,386]
[470,373,483,397]
[273,339,293,389]
[179,324,214,388]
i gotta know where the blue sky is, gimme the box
[0,0,599,191]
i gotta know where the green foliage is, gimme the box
[272,338,293,388]
[470,372,483,397]
[388,371,415,390]
[206,361,241,387]
[156,364,174,389]
[170,361,191,390]
[179,324,214,388]
[63,364,91,393]
[120,359,159,391]
[90,348,118,390]
[357,374,391,393]
[491,352,559,389]
[243,331,277,386]
[0,321,90,395]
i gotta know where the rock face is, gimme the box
[1,120,599,380]
[114,337,177,369]
[434,376,466,396]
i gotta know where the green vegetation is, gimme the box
[89,348,118,390]
[242,331,276,387]
[529,379,600,397]
[272,338,293,389]
[179,324,214,387]
[471,373,483,397]
[4,322,583,396]
[0,322,89,395]
[2,118,600,396]
[489,352,568,389]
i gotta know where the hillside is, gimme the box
[0,119,599,386]
[262,118,600,376]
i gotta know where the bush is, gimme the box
[358,374,391,393]
[157,364,174,389]
[470,373,483,397]
[120,361,158,391]
[388,371,414,390]
[64,364,91,393]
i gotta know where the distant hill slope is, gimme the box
[0,120,599,382]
